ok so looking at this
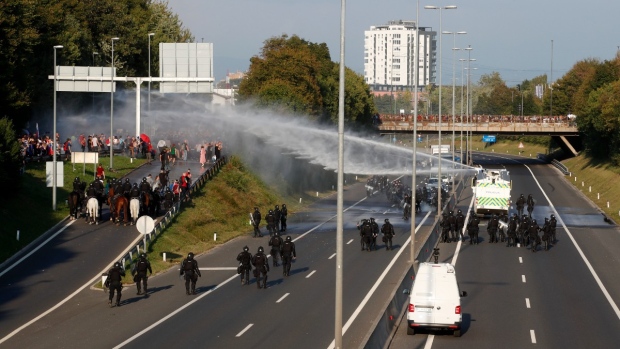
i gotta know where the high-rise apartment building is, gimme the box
[364,20,436,92]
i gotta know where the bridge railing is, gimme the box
[551,159,569,175]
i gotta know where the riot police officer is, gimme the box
[507,214,518,247]
[487,214,499,243]
[132,253,152,296]
[467,211,480,244]
[381,218,395,251]
[274,205,282,232]
[140,177,151,194]
[549,214,557,243]
[180,252,201,295]
[528,220,541,252]
[516,194,526,218]
[251,246,269,289]
[440,211,450,243]
[370,218,379,250]
[541,218,552,251]
[122,178,132,200]
[280,203,288,232]
[105,262,125,307]
[129,183,140,200]
[268,232,283,267]
[520,214,531,246]
[526,194,535,217]
[252,207,262,237]
[265,209,277,237]
[281,236,296,277]
[447,211,457,242]
[236,246,253,285]
[455,209,466,241]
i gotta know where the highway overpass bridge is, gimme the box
[377,120,581,156]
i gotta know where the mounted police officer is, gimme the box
[163,187,174,211]
[252,207,262,238]
[251,246,269,289]
[280,204,288,232]
[132,253,152,296]
[180,252,201,295]
[122,178,132,201]
[381,218,395,251]
[139,177,151,194]
[236,246,253,285]
[105,262,125,308]
[281,236,296,277]
[265,209,277,237]
[129,183,140,200]
[269,232,284,267]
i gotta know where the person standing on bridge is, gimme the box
[132,253,152,296]
[251,246,269,289]
[105,262,126,308]
[180,252,201,295]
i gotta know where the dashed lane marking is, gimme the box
[276,293,290,303]
[306,270,316,279]
[519,257,523,264]
[328,253,336,259]
[530,329,537,343]
[522,275,526,283]
[201,267,236,271]
[525,298,531,308]
[236,324,253,337]
[346,239,353,245]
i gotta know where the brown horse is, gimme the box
[108,194,129,226]
[68,191,81,220]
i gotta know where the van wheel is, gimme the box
[453,329,461,337]
[407,327,415,335]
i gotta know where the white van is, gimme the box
[405,262,467,337]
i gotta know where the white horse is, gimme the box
[86,197,99,225]
[130,198,140,225]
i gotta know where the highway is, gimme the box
[389,154,620,348]
[2,153,620,348]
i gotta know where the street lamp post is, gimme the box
[425,4,457,217]
[411,0,421,271]
[110,37,119,169]
[52,45,63,211]
[442,30,465,190]
[464,45,473,164]
[148,33,155,122]
[92,52,98,118]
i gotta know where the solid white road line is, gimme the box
[327,210,432,349]
[236,324,253,337]
[276,293,290,303]
[526,298,531,308]
[522,275,526,283]
[423,334,435,349]
[530,329,537,343]
[519,257,523,264]
[451,194,476,265]
[522,163,620,321]
[306,270,316,279]
[201,267,237,271]
[328,253,336,260]
[346,239,353,245]
[0,219,76,278]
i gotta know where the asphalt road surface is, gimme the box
[389,153,620,349]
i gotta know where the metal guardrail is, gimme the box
[551,159,569,175]
[116,157,227,272]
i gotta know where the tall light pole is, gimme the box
[52,45,63,211]
[443,30,465,189]
[110,37,119,169]
[411,0,421,271]
[549,39,554,124]
[148,33,155,122]
[464,45,473,164]
[459,57,465,162]
[425,4,457,217]
[92,52,98,118]
[466,65,477,164]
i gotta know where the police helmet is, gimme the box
[385,219,390,223]
[274,231,279,236]
[125,178,130,183]
[114,262,121,268]
[269,209,273,214]
[243,246,249,252]
[258,246,264,253]
[520,194,524,197]
[140,253,146,259]
[449,210,454,215]
[187,252,194,260]
[545,217,549,221]
[165,187,171,192]
[550,214,555,219]
[275,205,279,209]
[75,177,80,182]
[89,183,94,187]
[142,177,147,183]
[133,183,138,187]
[286,236,292,242]
[282,204,286,207]
[457,209,462,214]
[254,207,259,211]
[532,219,537,224]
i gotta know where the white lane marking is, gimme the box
[327,210,433,349]
[328,253,336,260]
[519,257,523,264]
[530,329,537,343]
[114,272,239,348]
[521,163,620,321]
[346,239,353,245]
[451,194,476,265]
[423,334,435,349]
[236,324,253,337]
[306,270,316,279]
[0,229,143,345]
[0,219,76,278]
[522,275,526,283]
[116,189,373,347]
[201,267,237,271]
[526,298,531,308]
[276,293,290,303]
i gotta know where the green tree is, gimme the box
[0,117,22,195]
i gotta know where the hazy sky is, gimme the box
[166,0,620,86]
